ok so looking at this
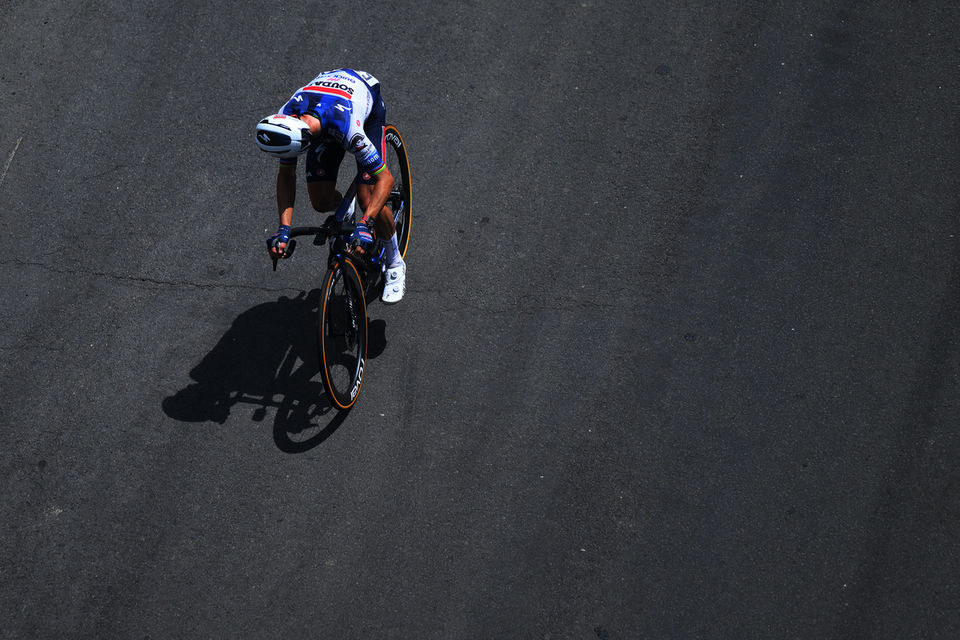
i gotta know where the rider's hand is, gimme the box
[350,219,374,247]
[268,224,292,258]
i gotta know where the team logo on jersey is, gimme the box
[350,134,367,152]
[317,80,353,95]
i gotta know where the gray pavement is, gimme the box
[1,1,958,638]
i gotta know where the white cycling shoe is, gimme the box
[382,262,406,304]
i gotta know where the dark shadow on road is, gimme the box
[161,290,389,453]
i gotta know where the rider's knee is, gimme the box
[308,183,339,212]
[309,196,333,212]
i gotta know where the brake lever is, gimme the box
[268,238,297,271]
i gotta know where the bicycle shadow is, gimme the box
[161,290,388,453]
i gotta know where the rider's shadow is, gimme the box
[162,290,387,453]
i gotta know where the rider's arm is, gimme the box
[276,162,296,227]
[268,162,297,257]
[360,166,395,225]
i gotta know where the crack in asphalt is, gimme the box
[4,258,635,312]
[79,164,129,183]
[0,257,299,295]
[0,136,23,191]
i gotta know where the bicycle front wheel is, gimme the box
[319,258,368,410]
[384,124,412,259]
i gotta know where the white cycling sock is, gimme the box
[385,233,403,268]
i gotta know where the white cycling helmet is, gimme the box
[255,114,313,158]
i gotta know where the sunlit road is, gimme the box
[1,1,957,637]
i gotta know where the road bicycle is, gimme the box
[270,124,411,410]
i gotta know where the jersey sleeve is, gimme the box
[348,132,385,176]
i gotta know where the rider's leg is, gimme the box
[357,183,404,270]
[358,178,405,303]
[308,180,342,213]
[306,136,345,214]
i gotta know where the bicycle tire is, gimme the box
[384,124,412,259]
[318,258,368,410]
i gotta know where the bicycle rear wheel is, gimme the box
[319,258,368,410]
[384,124,412,259]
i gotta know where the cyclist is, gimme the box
[255,69,405,303]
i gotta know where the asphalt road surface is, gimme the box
[2,1,958,638]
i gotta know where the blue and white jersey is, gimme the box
[278,69,384,175]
